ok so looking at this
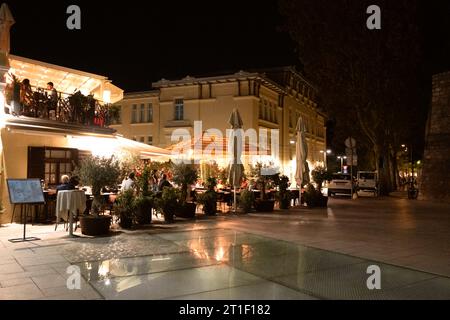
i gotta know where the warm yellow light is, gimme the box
[215,247,225,262]
[67,136,119,158]
[103,90,111,104]
[98,261,110,278]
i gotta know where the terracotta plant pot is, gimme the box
[80,215,111,236]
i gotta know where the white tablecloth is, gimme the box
[56,190,86,221]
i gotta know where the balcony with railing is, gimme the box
[4,81,120,133]
[3,55,124,133]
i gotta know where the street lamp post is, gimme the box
[337,156,347,173]
[402,143,418,199]
[320,150,332,170]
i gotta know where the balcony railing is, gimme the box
[5,82,117,128]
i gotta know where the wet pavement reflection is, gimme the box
[69,229,450,300]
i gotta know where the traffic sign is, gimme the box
[345,137,356,149]
[345,148,357,155]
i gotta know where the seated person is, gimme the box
[46,82,58,117]
[69,176,80,189]
[121,172,136,192]
[20,79,33,115]
[158,173,172,191]
[56,175,75,192]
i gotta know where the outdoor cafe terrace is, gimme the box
[5,83,115,128]
[4,54,123,129]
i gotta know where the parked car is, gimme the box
[357,171,378,196]
[327,173,355,197]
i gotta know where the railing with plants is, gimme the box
[5,76,119,128]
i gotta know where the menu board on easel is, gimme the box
[7,179,45,204]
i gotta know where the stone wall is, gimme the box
[419,72,450,202]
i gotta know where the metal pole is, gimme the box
[410,144,414,183]
[233,187,237,213]
[22,205,26,240]
[351,149,354,199]
[69,210,73,236]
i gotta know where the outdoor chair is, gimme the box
[54,211,79,232]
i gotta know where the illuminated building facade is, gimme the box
[111,67,327,180]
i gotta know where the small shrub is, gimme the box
[239,189,255,213]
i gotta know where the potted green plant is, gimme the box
[276,175,291,210]
[200,161,219,184]
[68,91,90,123]
[154,187,180,223]
[75,155,121,236]
[251,163,278,212]
[113,189,136,229]
[135,165,153,225]
[172,163,198,219]
[303,183,321,207]
[305,166,332,208]
[239,189,255,213]
[197,177,217,216]
[107,104,121,125]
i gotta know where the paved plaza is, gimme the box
[0,194,449,300]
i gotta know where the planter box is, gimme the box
[80,215,111,236]
[279,199,290,210]
[306,195,329,208]
[176,202,196,219]
[119,217,133,229]
[255,199,275,212]
[136,203,152,225]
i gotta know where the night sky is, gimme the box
[8,0,450,91]
[9,0,299,92]
[7,0,450,157]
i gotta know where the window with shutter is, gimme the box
[27,147,45,180]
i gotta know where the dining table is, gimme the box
[56,190,86,236]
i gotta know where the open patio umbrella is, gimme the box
[295,117,309,205]
[227,108,245,213]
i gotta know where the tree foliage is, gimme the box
[279,0,423,194]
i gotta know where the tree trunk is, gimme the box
[390,150,399,191]
[377,145,393,196]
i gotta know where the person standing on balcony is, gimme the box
[19,78,33,115]
[46,82,58,119]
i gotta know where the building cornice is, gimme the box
[123,90,160,100]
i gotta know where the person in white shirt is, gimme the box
[121,172,135,192]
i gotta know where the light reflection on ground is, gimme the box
[69,228,450,300]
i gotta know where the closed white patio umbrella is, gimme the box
[227,108,244,213]
[295,117,309,205]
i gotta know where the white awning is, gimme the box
[8,55,123,103]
